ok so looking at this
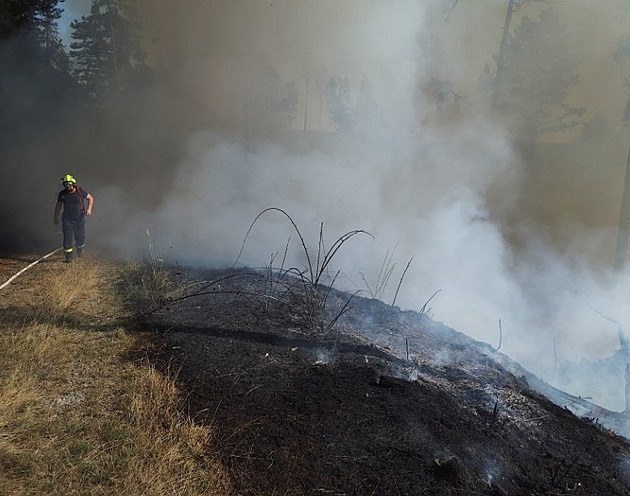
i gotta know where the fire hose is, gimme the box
[0,247,62,291]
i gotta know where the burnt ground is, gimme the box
[4,253,629,495]
[134,266,630,496]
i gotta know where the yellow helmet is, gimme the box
[61,174,77,186]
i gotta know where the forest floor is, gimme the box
[2,254,630,495]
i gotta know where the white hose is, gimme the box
[0,248,63,291]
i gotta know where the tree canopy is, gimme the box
[488,9,584,150]
[0,0,63,39]
[70,0,149,104]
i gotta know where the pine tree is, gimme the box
[0,0,75,252]
[485,8,584,152]
[34,1,71,77]
[612,35,630,271]
[0,0,74,126]
[1,0,68,66]
[1,0,50,39]
[70,0,149,104]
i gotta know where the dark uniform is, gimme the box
[57,186,89,261]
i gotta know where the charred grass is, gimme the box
[0,255,233,496]
[4,249,630,495]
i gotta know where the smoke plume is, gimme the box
[3,0,630,410]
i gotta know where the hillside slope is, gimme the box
[2,255,630,495]
[145,266,630,495]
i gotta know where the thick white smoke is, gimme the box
[82,0,630,410]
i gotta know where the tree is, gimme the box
[612,36,630,271]
[0,0,76,252]
[34,1,71,75]
[490,0,516,115]
[70,0,149,104]
[447,0,549,113]
[237,60,299,138]
[325,76,354,132]
[0,0,70,73]
[0,0,61,39]
[0,0,74,129]
[482,8,584,155]
[486,0,550,115]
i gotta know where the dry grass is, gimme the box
[118,258,183,316]
[0,256,234,496]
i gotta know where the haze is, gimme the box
[4,0,630,409]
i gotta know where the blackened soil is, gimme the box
[145,267,630,495]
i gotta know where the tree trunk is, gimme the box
[303,72,309,132]
[614,140,630,272]
[491,0,516,115]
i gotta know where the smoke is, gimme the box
[619,455,630,485]
[4,1,630,410]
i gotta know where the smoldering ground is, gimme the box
[3,0,630,411]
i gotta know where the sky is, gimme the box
[58,0,91,43]
[12,0,630,410]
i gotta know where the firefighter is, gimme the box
[53,174,94,263]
